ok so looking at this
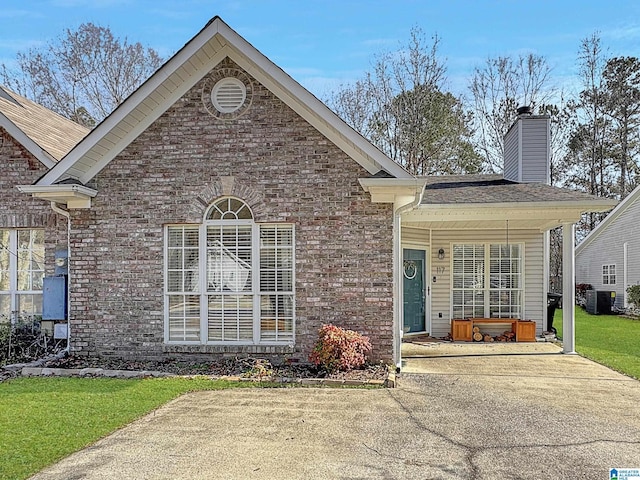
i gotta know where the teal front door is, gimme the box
[403,248,426,334]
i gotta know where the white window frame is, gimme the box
[602,264,616,285]
[164,198,295,346]
[451,243,524,319]
[0,229,45,323]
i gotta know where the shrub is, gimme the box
[627,285,640,309]
[309,324,372,373]
[0,314,66,366]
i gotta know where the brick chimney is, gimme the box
[503,106,550,184]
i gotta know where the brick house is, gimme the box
[0,86,87,325]
[17,17,615,367]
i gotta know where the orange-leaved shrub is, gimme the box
[308,324,372,373]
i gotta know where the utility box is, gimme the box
[585,290,615,315]
[42,276,67,320]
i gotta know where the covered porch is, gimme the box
[360,175,617,369]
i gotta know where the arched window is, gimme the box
[165,197,294,346]
[206,197,253,220]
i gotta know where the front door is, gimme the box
[403,248,426,334]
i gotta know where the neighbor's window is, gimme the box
[0,229,45,323]
[452,243,523,319]
[165,197,294,344]
[602,264,616,285]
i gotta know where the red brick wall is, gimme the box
[68,59,394,362]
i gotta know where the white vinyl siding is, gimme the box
[0,229,45,323]
[576,190,640,308]
[165,198,294,345]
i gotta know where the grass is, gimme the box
[0,376,262,480]
[555,308,640,380]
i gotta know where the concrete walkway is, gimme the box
[30,344,640,479]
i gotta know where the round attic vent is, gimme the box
[211,78,246,113]
[201,67,253,120]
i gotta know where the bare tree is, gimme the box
[469,54,554,172]
[603,56,640,198]
[329,27,482,175]
[1,23,164,127]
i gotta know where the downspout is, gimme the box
[624,242,628,309]
[392,180,427,371]
[50,202,71,353]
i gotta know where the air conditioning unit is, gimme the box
[585,290,615,315]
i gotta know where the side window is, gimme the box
[602,264,616,285]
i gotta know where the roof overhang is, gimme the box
[401,199,618,231]
[17,184,98,209]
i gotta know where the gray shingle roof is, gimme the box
[421,175,604,204]
[0,86,89,161]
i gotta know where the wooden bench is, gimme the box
[451,318,536,342]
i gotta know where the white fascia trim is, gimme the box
[17,184,98,209]
[576,187,638,255]
[419,199,618,213]
[0,112,56,169]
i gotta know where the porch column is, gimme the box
[392,210,402,369]
[562,222,576,354]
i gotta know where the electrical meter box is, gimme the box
[42,276,67,320]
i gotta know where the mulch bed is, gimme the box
[41,355,389,382]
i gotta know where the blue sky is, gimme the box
[2,0,640,99]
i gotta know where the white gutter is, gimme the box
[392,180,427,371]
[50,202,71,354]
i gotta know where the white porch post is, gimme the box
[562,222,576,354]
[392,210,402,370]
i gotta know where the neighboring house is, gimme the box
[0,86,88,323]
[17,17,616,367]
[576,185,640,309]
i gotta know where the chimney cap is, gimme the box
[517,105,533,116]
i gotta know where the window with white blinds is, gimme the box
[452,243,523,319]
[165,197,294,344]
[0,229,45,323]
[259,225,294,342]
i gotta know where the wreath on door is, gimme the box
[403,260,417,280]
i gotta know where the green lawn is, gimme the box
[555,308,640,380]
[0,377,262,480]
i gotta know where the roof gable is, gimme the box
[37,16,410,186]
[576,185,640,255]
[0,86,89,167]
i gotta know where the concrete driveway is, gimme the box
[30,344,640,479]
